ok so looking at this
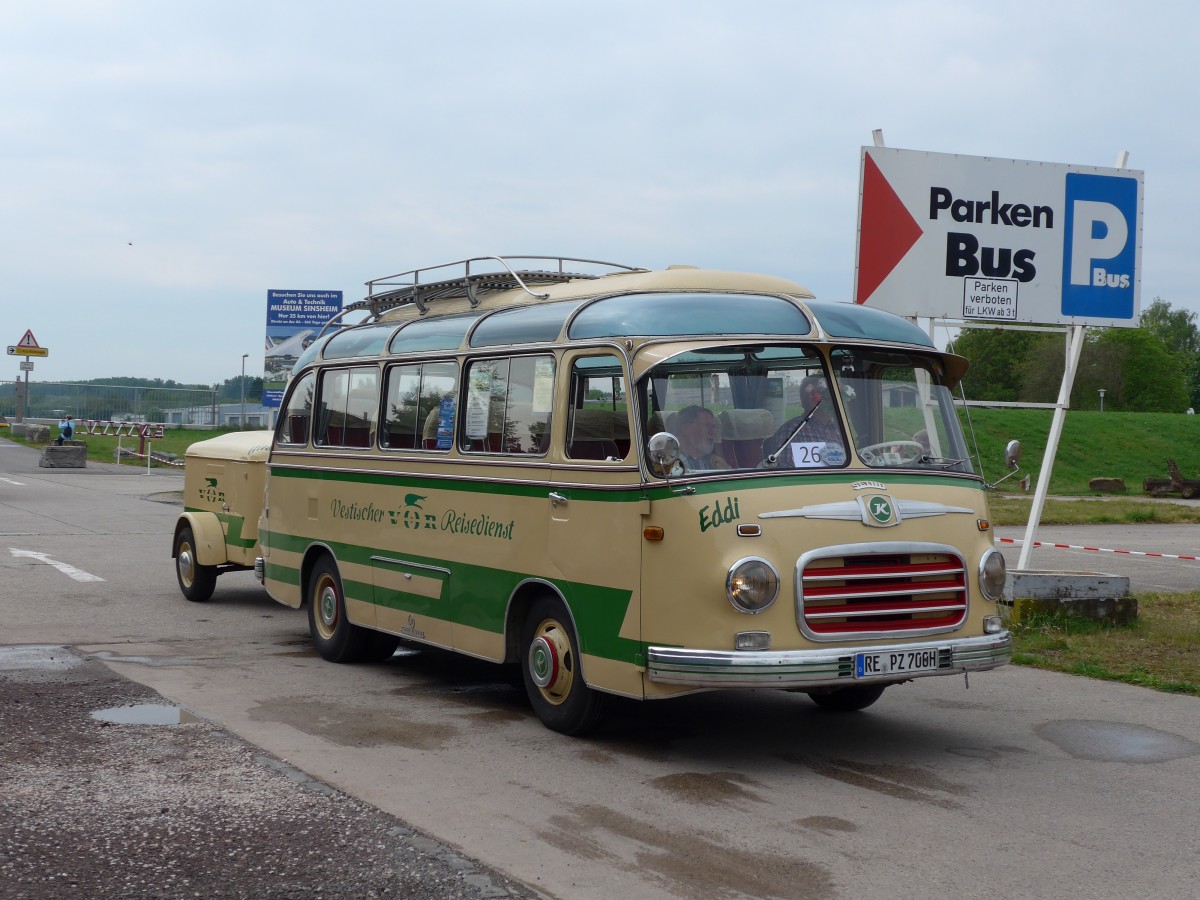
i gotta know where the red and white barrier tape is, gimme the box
[118,449,185,467]
[995,536,1200,562]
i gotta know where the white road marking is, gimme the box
[0,477,25,485]
[9,548,105,582]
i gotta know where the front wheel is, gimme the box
[174,525,216,603]
[307,555,376,663]
[807,684,887,712]
[521,595,606,735]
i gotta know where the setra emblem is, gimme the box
[860,493,897,527]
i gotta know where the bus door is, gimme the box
[548,353,644,693]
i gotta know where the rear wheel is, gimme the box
[307,555,376,663]
[807,684,887,712]
[521,595,606,735]
[174,525,216,603]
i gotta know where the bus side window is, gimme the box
[383,364,421,449]
[383,361,459,451]
[346,368,378,447]
[314,370,347,446]
[277,372,315,446]
[420,362,458,450]
[461,355,554,456]
[315,367,379,449]
[565,355,629,462]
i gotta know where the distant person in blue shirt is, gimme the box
[56,416,74,445]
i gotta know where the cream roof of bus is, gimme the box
[371,266,816,324]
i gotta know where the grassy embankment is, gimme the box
[964,407,1199,697]
[7,412,1197,697]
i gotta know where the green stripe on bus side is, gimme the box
[266,464,982,503]
[263,529,640,664]
[268,465,646,502]
[263,559,300,586]
[640,471,987,501]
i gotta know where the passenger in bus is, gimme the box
[762,375,845,468]
[675,405,730,472]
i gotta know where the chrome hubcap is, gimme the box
[177,547,194,586]
[529,635,558,688]
[528,619,573,705]
[319,584,338,627]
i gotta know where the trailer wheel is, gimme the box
[807,684,887,712]
[174,525,216,603]
[521,595,606,735]
[307,555,374,663]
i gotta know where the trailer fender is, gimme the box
[173,512,229,567]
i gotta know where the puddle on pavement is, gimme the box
[91,703,200,725]
[1036,719,1199,763]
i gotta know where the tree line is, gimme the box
[951,298,1200,412]
[52,375,264,404]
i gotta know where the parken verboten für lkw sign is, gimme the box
[854,146,1143,327]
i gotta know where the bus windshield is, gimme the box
[832,346,974,474]
[638,344,973,475]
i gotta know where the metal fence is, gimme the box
[1,381,239,426]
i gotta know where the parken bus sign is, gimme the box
[854,146,1144,327]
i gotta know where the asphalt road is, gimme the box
[2,437,1198,899]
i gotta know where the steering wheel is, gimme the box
[858,440,925,466]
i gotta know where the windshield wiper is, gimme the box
[921,455,971,470]
[763,400,821,467]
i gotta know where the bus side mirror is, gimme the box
[647,432,681,478]
[1004,439,1021,470]
[987,439,1023,490]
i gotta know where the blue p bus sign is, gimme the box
[855,147,1143,328]
[1061,172,1140,321]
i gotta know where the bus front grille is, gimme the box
[797,544,968,641]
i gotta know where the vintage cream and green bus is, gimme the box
[173,256,1012,734]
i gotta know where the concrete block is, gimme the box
[25,424,51,443]
[1005,570,1131,601]
[1001,570,1136,625]
[39,443,87,468]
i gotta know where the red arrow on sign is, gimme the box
[855,152,924,304]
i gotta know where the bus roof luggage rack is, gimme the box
[350,255,646,318]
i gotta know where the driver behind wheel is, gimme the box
[762,375,846,468]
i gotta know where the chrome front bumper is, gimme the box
[647,632,1012,688]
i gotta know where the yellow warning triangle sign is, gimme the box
[17,330,40,348]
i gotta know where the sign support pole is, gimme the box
[1017,324,1085,570]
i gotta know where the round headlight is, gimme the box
[978,548,1007,601]
[726,557,780,614]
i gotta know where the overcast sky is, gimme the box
[3,1,1197,385]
